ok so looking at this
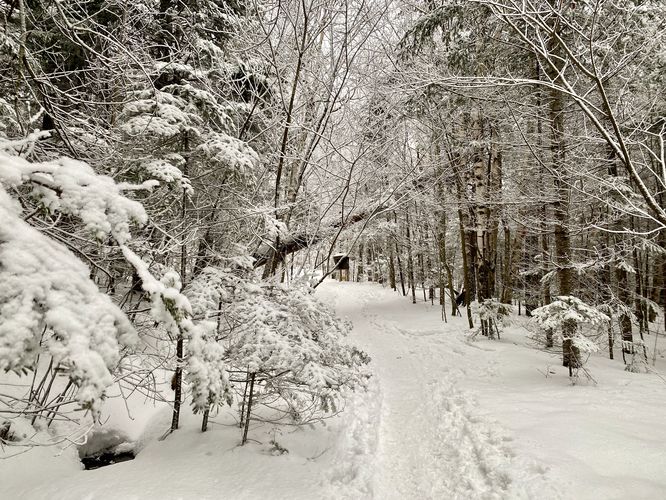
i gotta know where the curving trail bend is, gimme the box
[322,282,558,500]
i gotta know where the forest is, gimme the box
[1,0,665,498]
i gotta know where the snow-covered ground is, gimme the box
[2,281,665,499]
[321,282,666,499]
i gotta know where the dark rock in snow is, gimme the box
[79,428,136,470]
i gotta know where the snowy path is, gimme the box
[321,282,558,499]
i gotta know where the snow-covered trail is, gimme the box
[5,281,664,500]
[320,281,558,499]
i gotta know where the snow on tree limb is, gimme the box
[252,205,387,268]
[0,137,147,414]
[120,246,231,413]
[0,135,148,245]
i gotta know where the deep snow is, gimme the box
[2,281,665,499]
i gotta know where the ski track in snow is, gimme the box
[327,283,560,500]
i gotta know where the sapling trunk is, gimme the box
[239,369,250,429]
[170,330,183,432]
[201,407,210,432]
[45,380,73,428]
[241,373,257,445]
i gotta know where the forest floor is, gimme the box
[2,281,666,499]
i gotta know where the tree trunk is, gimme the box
[534,56,553,346]
[545,11,578,371]
[617,264,633,353]
[171,131,189,432]
[357,240,365,282]
[406,209,417,304]
[388,239,397,290]
[458,209,474,329]
[433,139,458,316]
[437,212,458,317]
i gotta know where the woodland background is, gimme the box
[0,0,665,453]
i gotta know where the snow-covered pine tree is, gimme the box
[111,0,263,431]
[532,296,610,377]
[0,133,147,429]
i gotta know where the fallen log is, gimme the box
[252,205,386,268]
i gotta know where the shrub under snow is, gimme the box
[471,298,512,338]
[185,265,369,429]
